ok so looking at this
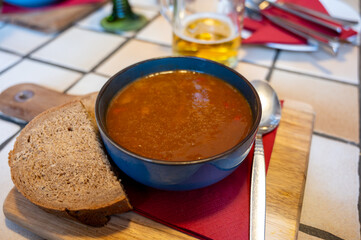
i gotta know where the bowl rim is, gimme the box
[95,56,261,166]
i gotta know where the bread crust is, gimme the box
[40,197,132,227]
[8,94,132,227]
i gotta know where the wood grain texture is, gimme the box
[0,1,106,33]
[266,100,315,239]
[4,188,196,240]
[1,84,315,239]
[0,84,78,122]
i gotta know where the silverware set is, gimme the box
[245,0,359,55]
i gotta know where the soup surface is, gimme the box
[106,70,253,161]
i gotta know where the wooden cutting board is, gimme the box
[0,1,107,33]
[1,84,315,239]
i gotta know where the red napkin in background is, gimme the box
[1,0,105,14]
[122,126,278,240]
[243,0,358,45]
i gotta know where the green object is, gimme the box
[101,0,147,32]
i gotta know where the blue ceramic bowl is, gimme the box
[95,57,261,191]
[4,0,61,7]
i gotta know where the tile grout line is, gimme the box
[134,37,172,48]
[0,47,23,56]
[0,58,22,75]
[299,224,345,240]
[313,131,359,147]
[87,37,133,73]
[0,129,22,152]
[28,57,87,75]
[67,12,161,91]
[89,71,111,78]
[272,66,359,87]
[265,49,280,82]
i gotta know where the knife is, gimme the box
[263,14,341,55]
[282,2,359,27]
[265,1,343,34]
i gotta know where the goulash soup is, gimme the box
[106,70,253,162]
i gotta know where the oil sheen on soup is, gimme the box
[106,70,253,162]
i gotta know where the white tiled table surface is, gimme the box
[0,0,360,239]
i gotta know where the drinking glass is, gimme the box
[160,0,245,68]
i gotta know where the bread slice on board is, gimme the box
[8,93,132,227]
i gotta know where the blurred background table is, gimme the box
[0,0,360,239]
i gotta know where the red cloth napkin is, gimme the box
[1,0,105,14]
[122,126,278,240]
[243,0,358,45]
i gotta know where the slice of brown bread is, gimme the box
[8,93,132,227]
